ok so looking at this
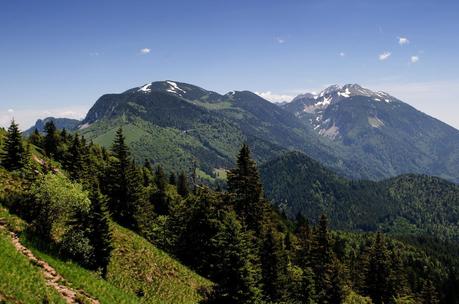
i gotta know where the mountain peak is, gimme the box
[290,84,397,112]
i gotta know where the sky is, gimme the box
[1,0,458,129]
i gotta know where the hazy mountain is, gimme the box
[23,117,80,136]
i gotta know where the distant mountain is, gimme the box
[25,80,459,182]
[76,80,346,175]
[282,84,459,182]
[260,151,459,241]
[23,117,80,136]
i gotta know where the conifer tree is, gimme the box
[364,232,393,304]
[227,144,266,234]
[260,229,290,302]
[105,127,144,228]
[204,211,262,304]
[29,128,43,147]
[87,184,113,278]
[64,134,85,180]
[43,120,60,158]
[420,279,439,304]
[169,172,177,185]
[142,159,153,186]
[153,165,169,214]
[177,171,190,197]
[1,120,26,171]
[312,214,345,304]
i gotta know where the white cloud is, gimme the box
[339,52,345,57]
[140,48,151,54]
[0,106,88,131]
[255,91,294,103]
[379,52,392,61]
[411,56,419,63]
[398,37,410,45]
[276,37,286,44]
[89,52,100,56]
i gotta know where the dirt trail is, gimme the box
[0,220,99,304]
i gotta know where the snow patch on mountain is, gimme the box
[138,83,152,93]
[166,81,186,96]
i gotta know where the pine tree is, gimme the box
[87,184,113,278]
[312,214,345,304]
[169,172,177,185]
[1,120,26,171]
[142,159,153,186]
[204,211,262,304]
[105,127,144,228]
[153,165,169,214]
[64,134,85,180]
[29,128,43,147]
[227,144,266,234]
[260,229,290,302]
[177,171,190,197]
[43,120,60,158]
[420,279,440,304]
[364,232,394,304]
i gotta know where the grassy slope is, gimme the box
[0,208,65,304]
[0,167,211,304]
[23,224,212,304]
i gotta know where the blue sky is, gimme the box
[1,0,458,129]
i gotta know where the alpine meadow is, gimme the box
[1,1,459,304]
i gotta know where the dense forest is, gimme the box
[1,120,458,303]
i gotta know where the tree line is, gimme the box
[0,119,451,303]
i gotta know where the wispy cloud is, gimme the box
[255,91,294,103]
[276,37,286,44]
[339,52,345,57]
[379,52,392,61]
[398,37,410,45]
[140,48,151,54]
[410,56,419,63]
[89,52,100,57]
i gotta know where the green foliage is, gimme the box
[30,173,90,241]
[0,120,27,171]
[227,144,267,234]
[261,151,459,242]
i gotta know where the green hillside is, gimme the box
[260,151,459,241]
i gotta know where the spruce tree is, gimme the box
[169,172,177,185]
[29,128,43,147]
[227,144,266,234]
[43,120,60,158]
[177,171,190,197]
[260,229,290,302]
[204,211,262,304]
[153,165,169,214]
[87,184,113,278]
[420,279,440,304]
[64,134,85,180]
[1,120,26,171]
[105,127,144,228]
[364,232,393,304]
[312,214,345,304]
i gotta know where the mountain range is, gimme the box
[26,80,459,183]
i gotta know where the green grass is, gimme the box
[21,221,212,304]
[107,225,212,304]
[22,238,140,304]
[0,209,65,304]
